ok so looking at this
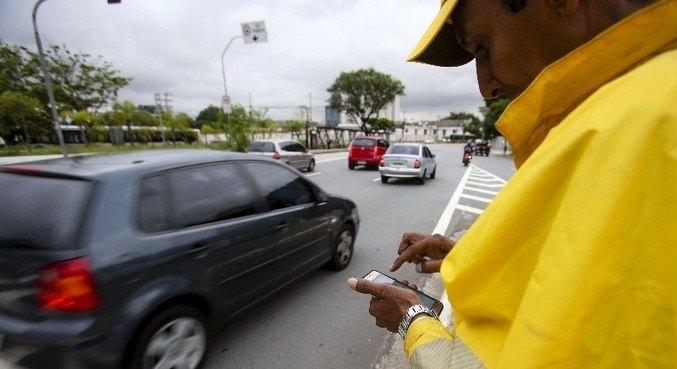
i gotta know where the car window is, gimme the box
[388,145,419,155]
[248,141,276,153]
[0,172,91,250]
[138,175,170,233]
[167,163,258,228]
[294,142,308,152]
[243,162,313,210]
[352,138,375,148]
[377,139,389,148]
[423,147,432,158]
[280,142,294,151]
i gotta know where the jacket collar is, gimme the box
[496,0,677,168]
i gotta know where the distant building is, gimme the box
[393,118,473,142]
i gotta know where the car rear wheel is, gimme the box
[381,175,389,184]
[430,167,436,179]
[307,159,315,172]
[328,224,354,270]
[418,171,426,185]
[131,306,208,369]
[348,163,355,170]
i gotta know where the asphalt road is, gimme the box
[202,144,516,369]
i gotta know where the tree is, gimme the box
[0,92,45,151]
[0,42,131,115]
[170,112,192,144]
[68,109,104,144]
[327,68,405,133]
[111,101,138,143]
[210,105,251,151]
[481,98,510,139]
[195,105,222,129]
[365,117,395,132]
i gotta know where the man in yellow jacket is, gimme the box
[348,0,676,368]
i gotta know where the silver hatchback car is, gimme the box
[379,143,437,184]
[247,139,316,172]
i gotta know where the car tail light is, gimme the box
[273,151,281,160]
[379,159,384,167]
[414,159,422,169]
[38,258,101,312]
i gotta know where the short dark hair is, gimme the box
[503,0,527,12]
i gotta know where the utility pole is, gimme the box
[154,93,166,146]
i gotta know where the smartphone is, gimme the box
[363,270,444,316]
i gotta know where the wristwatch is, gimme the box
[398,304,438,339]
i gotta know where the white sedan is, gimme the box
[379,143,437,184]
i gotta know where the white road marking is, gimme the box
[455,204,484,215]
[432,165,474,235]
[305,172,323,177]
[459,194,493,204]
[464,186,500,196]
[465,181,505,188]
[372,178,381,182]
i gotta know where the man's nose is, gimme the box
[476,59,503,99]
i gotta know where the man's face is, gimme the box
[451,0,577,99]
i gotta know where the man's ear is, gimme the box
[546,0,581,15]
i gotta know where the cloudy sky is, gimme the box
[0,0,482,122]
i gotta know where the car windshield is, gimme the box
[0,172,91,250]
[248,142,276,152]
[352,138,375,148]
[388,145,419,155]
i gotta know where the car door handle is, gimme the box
[187,242,210,255]
[275,222,289,230]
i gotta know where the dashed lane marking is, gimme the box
[305,172,323,177]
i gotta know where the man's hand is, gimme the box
[347,278,421,333]
[390,233,456,273]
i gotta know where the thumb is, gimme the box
[347,278,388,298]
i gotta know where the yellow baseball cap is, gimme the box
[407,0,473,66]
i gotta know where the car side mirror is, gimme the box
[432,154,436,158]
[316,191,328,203]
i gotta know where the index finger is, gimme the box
[390,237,434,272]
[398,232,428,255]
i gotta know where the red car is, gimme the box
[348,137,390,169]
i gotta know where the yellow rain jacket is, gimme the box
[405,1,677,368]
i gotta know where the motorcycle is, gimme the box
[462,151,472,166]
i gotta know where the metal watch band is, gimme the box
[398,304,438,339]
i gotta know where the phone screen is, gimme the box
[363,270,443,315]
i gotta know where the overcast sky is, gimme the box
[0,0,482,121]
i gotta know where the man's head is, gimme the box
[409,0,655,99]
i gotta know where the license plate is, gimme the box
[357,161,366,165]
[393,161,404,166]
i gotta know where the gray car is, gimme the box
[0,150,358,369]
[248,139,315,172]
[379,143,437,184]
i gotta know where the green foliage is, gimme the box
[0,92,45,146]
[482,99,510,139]
[365,117,395,132]
[327,68,405,133]
[195,105,223,129]
[0,41,131,114]
[284,120,306,133]
[208,105,251,151]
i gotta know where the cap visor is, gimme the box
[407,0,473,67]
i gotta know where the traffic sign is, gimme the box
[241,21,268,44]
[222,95,232,114]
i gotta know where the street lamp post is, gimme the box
[32,0,121,157]
[32,0,67,157]
[220,35,243,112]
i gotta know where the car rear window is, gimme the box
[352,138,375,148]
[248,142,276,152]
[0,172,91,250]
[389,145,420,155]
